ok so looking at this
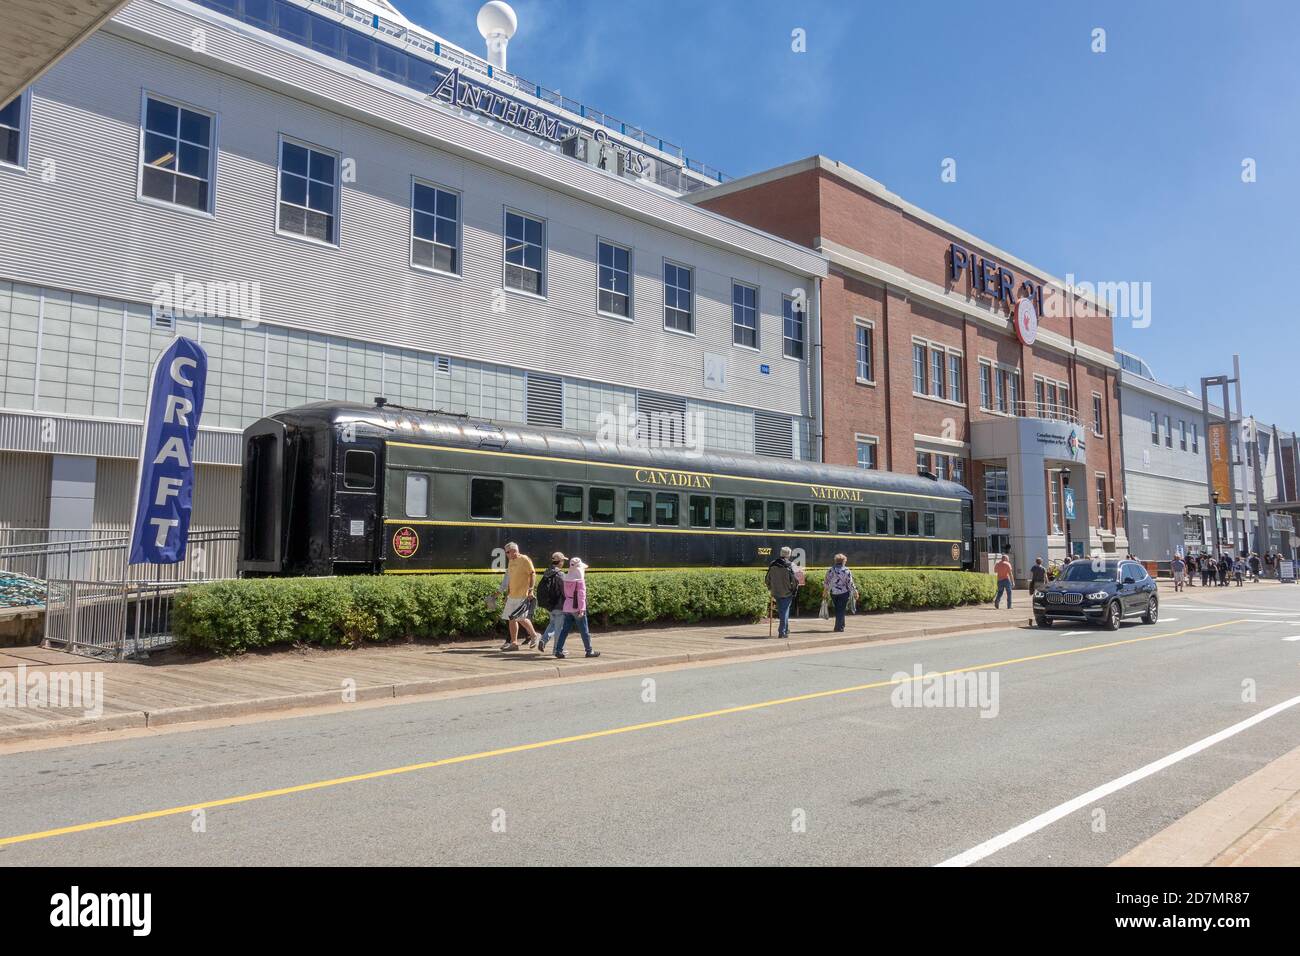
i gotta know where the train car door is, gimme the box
[332,434,382,571]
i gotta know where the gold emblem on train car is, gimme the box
[392,526,420,558]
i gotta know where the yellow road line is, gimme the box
[0,618,1245,848]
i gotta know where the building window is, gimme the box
[1179,419,1187,450]
[664,261,693,333]
[913,343,927,394]
[278,138,337,243]
[934,455,948,480]
[1047,470,1062,534]
[1096,474,1108,530]
[1092,394,1103,435]
[855,322,874,382]
[598,240,632,317]
[141,96,214,212]
[783,295,804,359]
[732,281,758,348]
[929,348,945,398]
[1150,411,1159,445]
[856,437,877,470]
[916,451,931,476]
[980,362,993,410]
[411,181,459,274]
[1164,414,1172,448]
[0,91,27,168]
[1035,379,1047,417]
[1010,371,1022,416]
[1191,423,1199,453]
[985,466,1009,530]
[947,353,963,403]
[505,210,546,295]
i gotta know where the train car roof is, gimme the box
[260,400,973,501]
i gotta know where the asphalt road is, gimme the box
[2,588,1299,866]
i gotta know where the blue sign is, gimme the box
[760,364,771,375]
[1063,486,1076,522]
[128,337,208,565]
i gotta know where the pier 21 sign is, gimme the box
[948,243,1044,344]
[128,336,208,565]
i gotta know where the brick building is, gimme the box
[691,156,1128,575]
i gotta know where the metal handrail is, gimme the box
[1011,400,1082,426]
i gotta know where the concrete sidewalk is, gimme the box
[0,599,1030,743]
[1112,743,1300,866]
[0,577,1286,745]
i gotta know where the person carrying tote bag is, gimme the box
[822,554,855,633]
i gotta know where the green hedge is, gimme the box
[171,568,995,655]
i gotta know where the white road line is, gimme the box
[1164,605,1296,615]
[1284,635,1300,642]
[935,694,1300,867]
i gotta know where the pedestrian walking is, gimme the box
[1249,552,1261,582]
[1030,556,1047,594]
[1218,553,1230,587]
[497,541,542,651]
[823,554,855,633]
[1171,553,1186,592]
[765,546,799,639]
[994,553,1014,609]
[536,551,567,654]
[554,556,599,659]
[1233,556,1246,586]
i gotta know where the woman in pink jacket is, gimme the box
[554,557,600,659]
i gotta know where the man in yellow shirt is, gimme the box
[499,541,541,652]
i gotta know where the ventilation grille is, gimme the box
[754,412,795,459]
[435,355,451,374]
[151,311,176,331]
[526,373,564,428]
[636,391,688,447]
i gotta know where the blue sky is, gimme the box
[406,0,1299,425]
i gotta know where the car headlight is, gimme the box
[1086,591,1109,601]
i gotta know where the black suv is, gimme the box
[1032,559,1158,630]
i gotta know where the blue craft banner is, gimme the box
[128,336,208,565]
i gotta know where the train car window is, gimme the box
[715,497,736,528]
[893,510,906,535]
[793,503,811,532]
[767,501,786,531]
[627,490,651,525]
[655,493,679,526]
[924,512,936,537]
[813,504,830,533]
[835,506,852,534]
[689,495,712,527]
[744,499,764,530]
[555,485,584,522]
[470,478,504,519]
[589,487,615,523]
[874,508,888,535]
[405,473,429,518]
[907,511,920,536]
[854,507,869,534]
[343,450,375,490]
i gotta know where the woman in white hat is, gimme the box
[554,556,599,659]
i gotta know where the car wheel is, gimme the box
[1035,614,1050,628]
[1103,600,1122,631]
[1141,596,1159,625]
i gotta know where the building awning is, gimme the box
[2,0,129,106]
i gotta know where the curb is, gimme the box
[0,614,1021,744]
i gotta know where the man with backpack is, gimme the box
[536,551,568,654]
[765,547,800,639]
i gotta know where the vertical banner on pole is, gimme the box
[1208,422,1232,504]
[128,336,208,565]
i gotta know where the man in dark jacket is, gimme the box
[765,547,799,639]
[536,551,568,654]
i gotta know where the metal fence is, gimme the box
[9,528,242,660]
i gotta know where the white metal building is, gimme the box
[1117,349,1298,562]
[0,0,828,536]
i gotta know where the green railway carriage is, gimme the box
[239,400,976,577]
